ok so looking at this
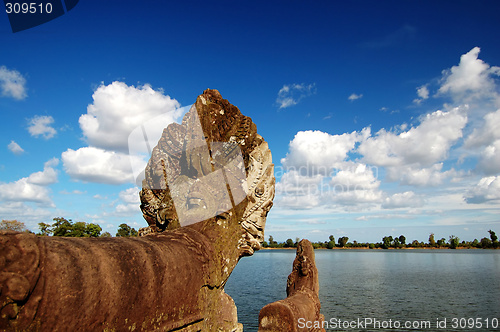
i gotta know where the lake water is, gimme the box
[225,249,500,331]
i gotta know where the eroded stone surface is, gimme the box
[140,89,275,257]
[258,239,325,332]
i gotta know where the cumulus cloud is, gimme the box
[328,163,383,206]
[382,191,424,209]
[477,140,500,175]
[0,158,58,205]
[281,128,370,174]
[276,83,316,109]
[463,108,500,174]
[413,85,429,104]
[0,202,53,230]
[119,187,140,204]
[62,82,182,185]
[0,66,27,100]
[386,163,459,187]
[27,115,57,139]
[465,108,500,148]
[28,158,59,185]
[115,187,141,214]
[62,147,144,185]
[79,81,181,152]
[359,107,467,168]
[330,163,380,191]
[348,93,363,101]
[438,47,500,102]
[465,176,500,204]
[8,140,24,155]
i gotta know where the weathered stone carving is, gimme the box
[0,89,275,331]
[258,239,325,332]
[140,89,275,257]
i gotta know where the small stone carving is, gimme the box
[258,239,325,332]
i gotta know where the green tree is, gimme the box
[268,235,277,248]
[69,221,87,237]
[327,240,335,249]
[393,236,400,248]
[489,230,498,247]
[437,238,446,247]
[338,236,349,248]
[382,236,393,249]
[52,217,73,236]
[429,233,436,247]
[1,219,28,232]
[449,235,460,249]
[116,223,138,237]
[285,238,294,248]
[100,231,112,237]
[86,223,102,237]
[398,235,406,246]
[38,222,53,236]
[480,237,492,248]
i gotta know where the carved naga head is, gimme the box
[139,89,275,257]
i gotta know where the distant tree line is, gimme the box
[2,219,498,248]
[263,230,499,250]
[0,218,139,238]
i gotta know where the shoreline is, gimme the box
[261,246,498,250]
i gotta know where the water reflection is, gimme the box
[226,249,500,332]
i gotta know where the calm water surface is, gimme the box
[225,249,500,331]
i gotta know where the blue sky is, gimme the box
[1,0,500,242]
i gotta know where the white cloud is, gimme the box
[382,191,424,209]
[276,83,316,109]
[0,158,58,205]
[62,147,143,185]
[477,140,500,175]
[463,109,500,175]
[438,47,500,102]
[359,107,467,168]
[27,115,57,139]
[115,187,141,214]
[0,201,52,230]
[386,163,457,187]
[8,140,24,155]
[329,188,382,206]
[465,176,500,204]
[79,81,181,152]
[27,158,59,185]
[0,66,27,100]
[330,163,380,191]
[413,85,429,104]
[348,93,363,101]
[118,187,140,204]
[62,82,182,185]
[465,108,500,148]
[276,193,321,210]
[281,128,370,174]
[327,163,383,206]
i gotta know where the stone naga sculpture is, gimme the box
[258,239,325,332]
[0,89,275,331]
